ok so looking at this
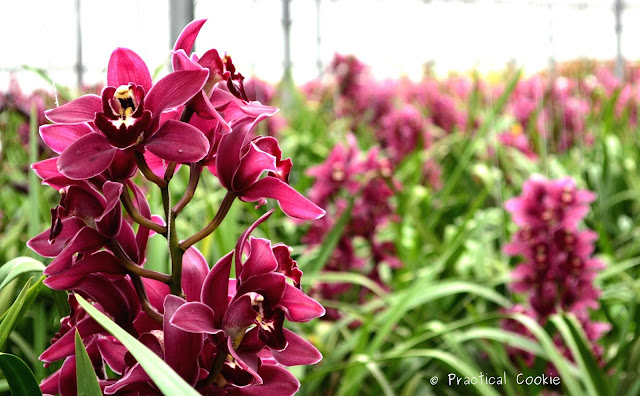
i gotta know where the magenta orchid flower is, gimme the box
[166,211,323,392]
[502,175,610,367]
[32,18,325,396]
[42,47,211,180]
[211,117,324,220]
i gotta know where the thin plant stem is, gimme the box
[134,151,167,188]
[173,163,202,216]
[163,103,197,295]
[120,183,167,236]
[108,240,171,283]
[180,191,236,250]
[200,343,229,387]
[164,161,177,181]
[162,184,184,296]
[130,274,163,323]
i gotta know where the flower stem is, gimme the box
[162,183,184,296]
[130,274,163,323]
[164,162,178,181]
[134,151,167,188]
[120,183,167,236]
[172,164,202,216]
[108,240,171,283]
[180,191,236,251]
[200,346,227,387]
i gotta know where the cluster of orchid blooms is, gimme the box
[303,134,401,319]
[502,175,610,368]
[28,19,326,395]
[304,54,640,164]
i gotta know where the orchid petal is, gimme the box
[45,94,101,123]
[58,356,77,396]
[39,316,104,363]
[227,337,262,384]
[97,336,127,375]
[209,88,279,122]
[182,247,209,302]
[145,69,209,127]
[40,123,92,154]
[95,181,123,237]
[144,120,210,162]
[143,150,170,179]
[240,237,278,282]
[44,226,105,276]
[115,219,139,263]
[236,273,287,305]
[107,48,152,93]
[58,133,115,180]
[216,118,256,189]
[188,90,230,130]
[271,329,322,366]
[103,363,152,395]
[233,142,277,191]
[240,177,326,220]
[279,284,325,322]
[172,49,203,72]
[108,148,137,180]
[73,274,134,325]
[44,251,124,290]
[173,19,206,54]
[126,180,154,261]
[40,368,61,395]
[222,294,258,339]
[170,302,219,334]
[31,157,61,183]
[163,295,203,386]
[237,364,300,396]
[32,158,82,190]
[234,210,275,280]
[201,251,233,328]
[142,278,169,313]
[28,217,84,257]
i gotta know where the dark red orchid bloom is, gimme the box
[170,19,280,165]
[104,295,204,395]
[39,295,130,396]
[166,212,322,393]
[210,118,324,220]
[42,47,210,180]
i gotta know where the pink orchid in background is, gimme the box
[497,124,538,160]
[42,47,210,180]
[306,133,363,208]
[304,135,401,320]
[502,175,610,367]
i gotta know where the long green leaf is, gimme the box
[301,271,389,299]
[553,314,612,396]
[0,353,42,396]
[0,257,45,290]
[75,295,200,396]
[75,330,102,396]
[509,313,583,395]
[29,104,41,250]
[0,278,32,350]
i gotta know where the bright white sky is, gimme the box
[1,0,639,93]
